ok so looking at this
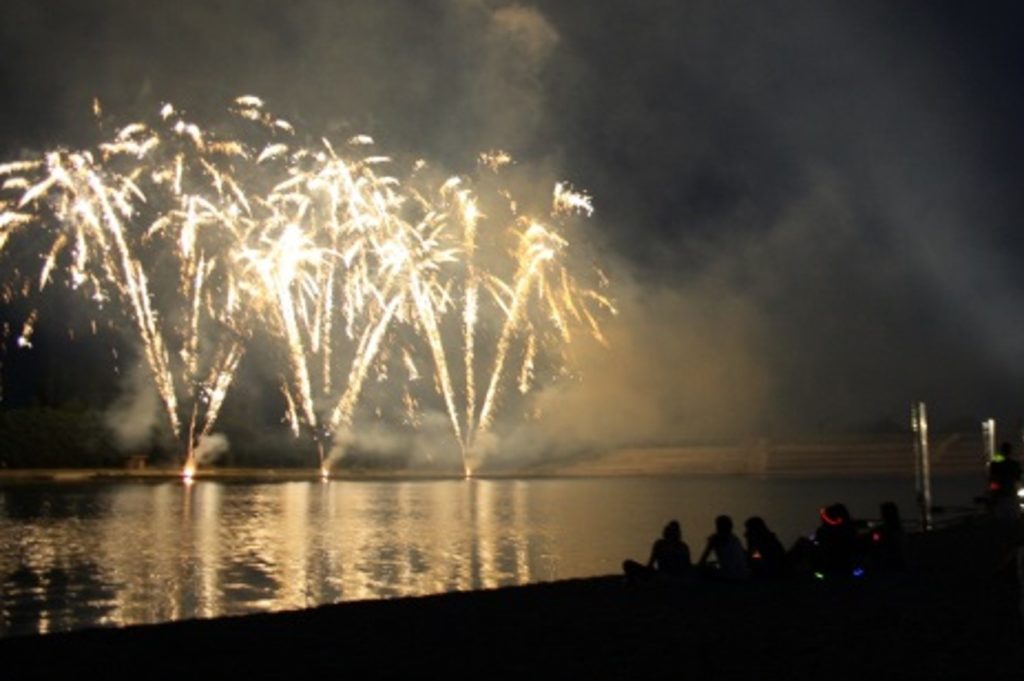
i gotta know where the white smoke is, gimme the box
[194,433,229,465]
[325,410,465,470]
[104,362,160,452]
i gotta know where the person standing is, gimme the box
[988,441,1022,521]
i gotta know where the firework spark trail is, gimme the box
[280,378,301,437]
[323,202,460,453]
[518,331,536,394]
[96,168,183,437]
[458,190,480,441]
[320,267,335,395]
[142,113,267,470]
[10,149,184,437]
[250,136,428,470]
[283,150,472,469]
[0,97,613,475]
[395,175,613,473]
[327,290,405,434]
[201,341,245,437]
[474,222,557,441]
[182,255,206,381]
[0,106,269,472]
[17,309,37,349]
[410,270,464,460]
[240,222,321,437]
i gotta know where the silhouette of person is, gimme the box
[698,515,750,581]
[814,502,861,577]
[743,516,788,578]
[988,441,1022,521]
[869,501,906,571]
[623,520,693,585]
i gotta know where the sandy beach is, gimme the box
[0,517,1020,680]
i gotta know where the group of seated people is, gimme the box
[623,501,906,585]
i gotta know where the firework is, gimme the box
[0,98,614,476]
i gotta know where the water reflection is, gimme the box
[0,475,979,636]
[3,562,118,635]
[0,479,559,636]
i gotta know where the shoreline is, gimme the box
[0,432,988,481]
[0,466,987,484]
[1,520,1020,679]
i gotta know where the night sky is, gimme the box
[2,1,1023,449]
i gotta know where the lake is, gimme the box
[0,474,982,637]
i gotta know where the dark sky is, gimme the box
[2,0,1024,445]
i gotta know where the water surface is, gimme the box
[0,475,980,637]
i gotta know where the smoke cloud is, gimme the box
[104,362,160,452]
[3,0,1024,465]
[326,410,462,470]
[193,433,230,466]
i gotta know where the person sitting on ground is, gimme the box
[814,502,861,577]
[623,520,692,585]
[743,516,788,579]
[698,515,750,582]
[869,501,906,572]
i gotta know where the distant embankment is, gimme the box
[556,432,985,477]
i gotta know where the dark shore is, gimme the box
[0,429,989,481]
[1,519,1021,680]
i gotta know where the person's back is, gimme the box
[816,503,859,576]
[699,515,750,582]
[651,534,692,576]
[714,533,750,581]
[872,501,906,571]
[623,520,692,584]
[744,516,788,578]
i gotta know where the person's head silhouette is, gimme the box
[880,501,901,526]
[744,516,768,537]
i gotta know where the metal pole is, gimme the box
[982,418,996,462]
[912,403,922,512]
[917,401,933,528]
